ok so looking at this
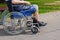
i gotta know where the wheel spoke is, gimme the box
[3,12,27,35]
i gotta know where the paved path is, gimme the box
[0,11,60,40]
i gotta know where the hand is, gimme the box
[25,1,31,5]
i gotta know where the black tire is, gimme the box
[26,21,32,27]
[31,27,38,34]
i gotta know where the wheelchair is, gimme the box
[2,0,39,35]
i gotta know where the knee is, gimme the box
[32,4,38,8]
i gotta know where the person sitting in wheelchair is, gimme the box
[6,0,47,27]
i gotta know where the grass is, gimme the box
[0,3,7,18]
[27,0,60,13]
[39,5,60,13]
[26,0,56,5]
[0,10,9,18]
[0,3,6,7]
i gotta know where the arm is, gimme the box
[12,0,31,5]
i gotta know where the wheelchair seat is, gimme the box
[5,0,33,18]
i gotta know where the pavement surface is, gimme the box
[0,11,60,40]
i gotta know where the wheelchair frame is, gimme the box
[0,0,40,35]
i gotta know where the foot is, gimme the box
[33,17,47,27]
[34,21,47,28]
[38,21,47,26]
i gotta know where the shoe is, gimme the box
[34,21,47,28]
[38,21,47,26]
[33,17,47,27]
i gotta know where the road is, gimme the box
[0,11,60,40]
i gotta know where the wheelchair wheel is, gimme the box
[3,12,27,35]
[31,26,38,34]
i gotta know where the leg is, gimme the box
[14,4,47,27]
[33,5,39,21]
[32,5,47,26]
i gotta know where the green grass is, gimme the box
[39,5,60,13]
[26,0,56,5]
[0,3,7,7]
[0,10,9,18]
[0,3,7,18]
[26,0,60,13]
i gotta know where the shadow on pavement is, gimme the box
[0,29,40,36]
